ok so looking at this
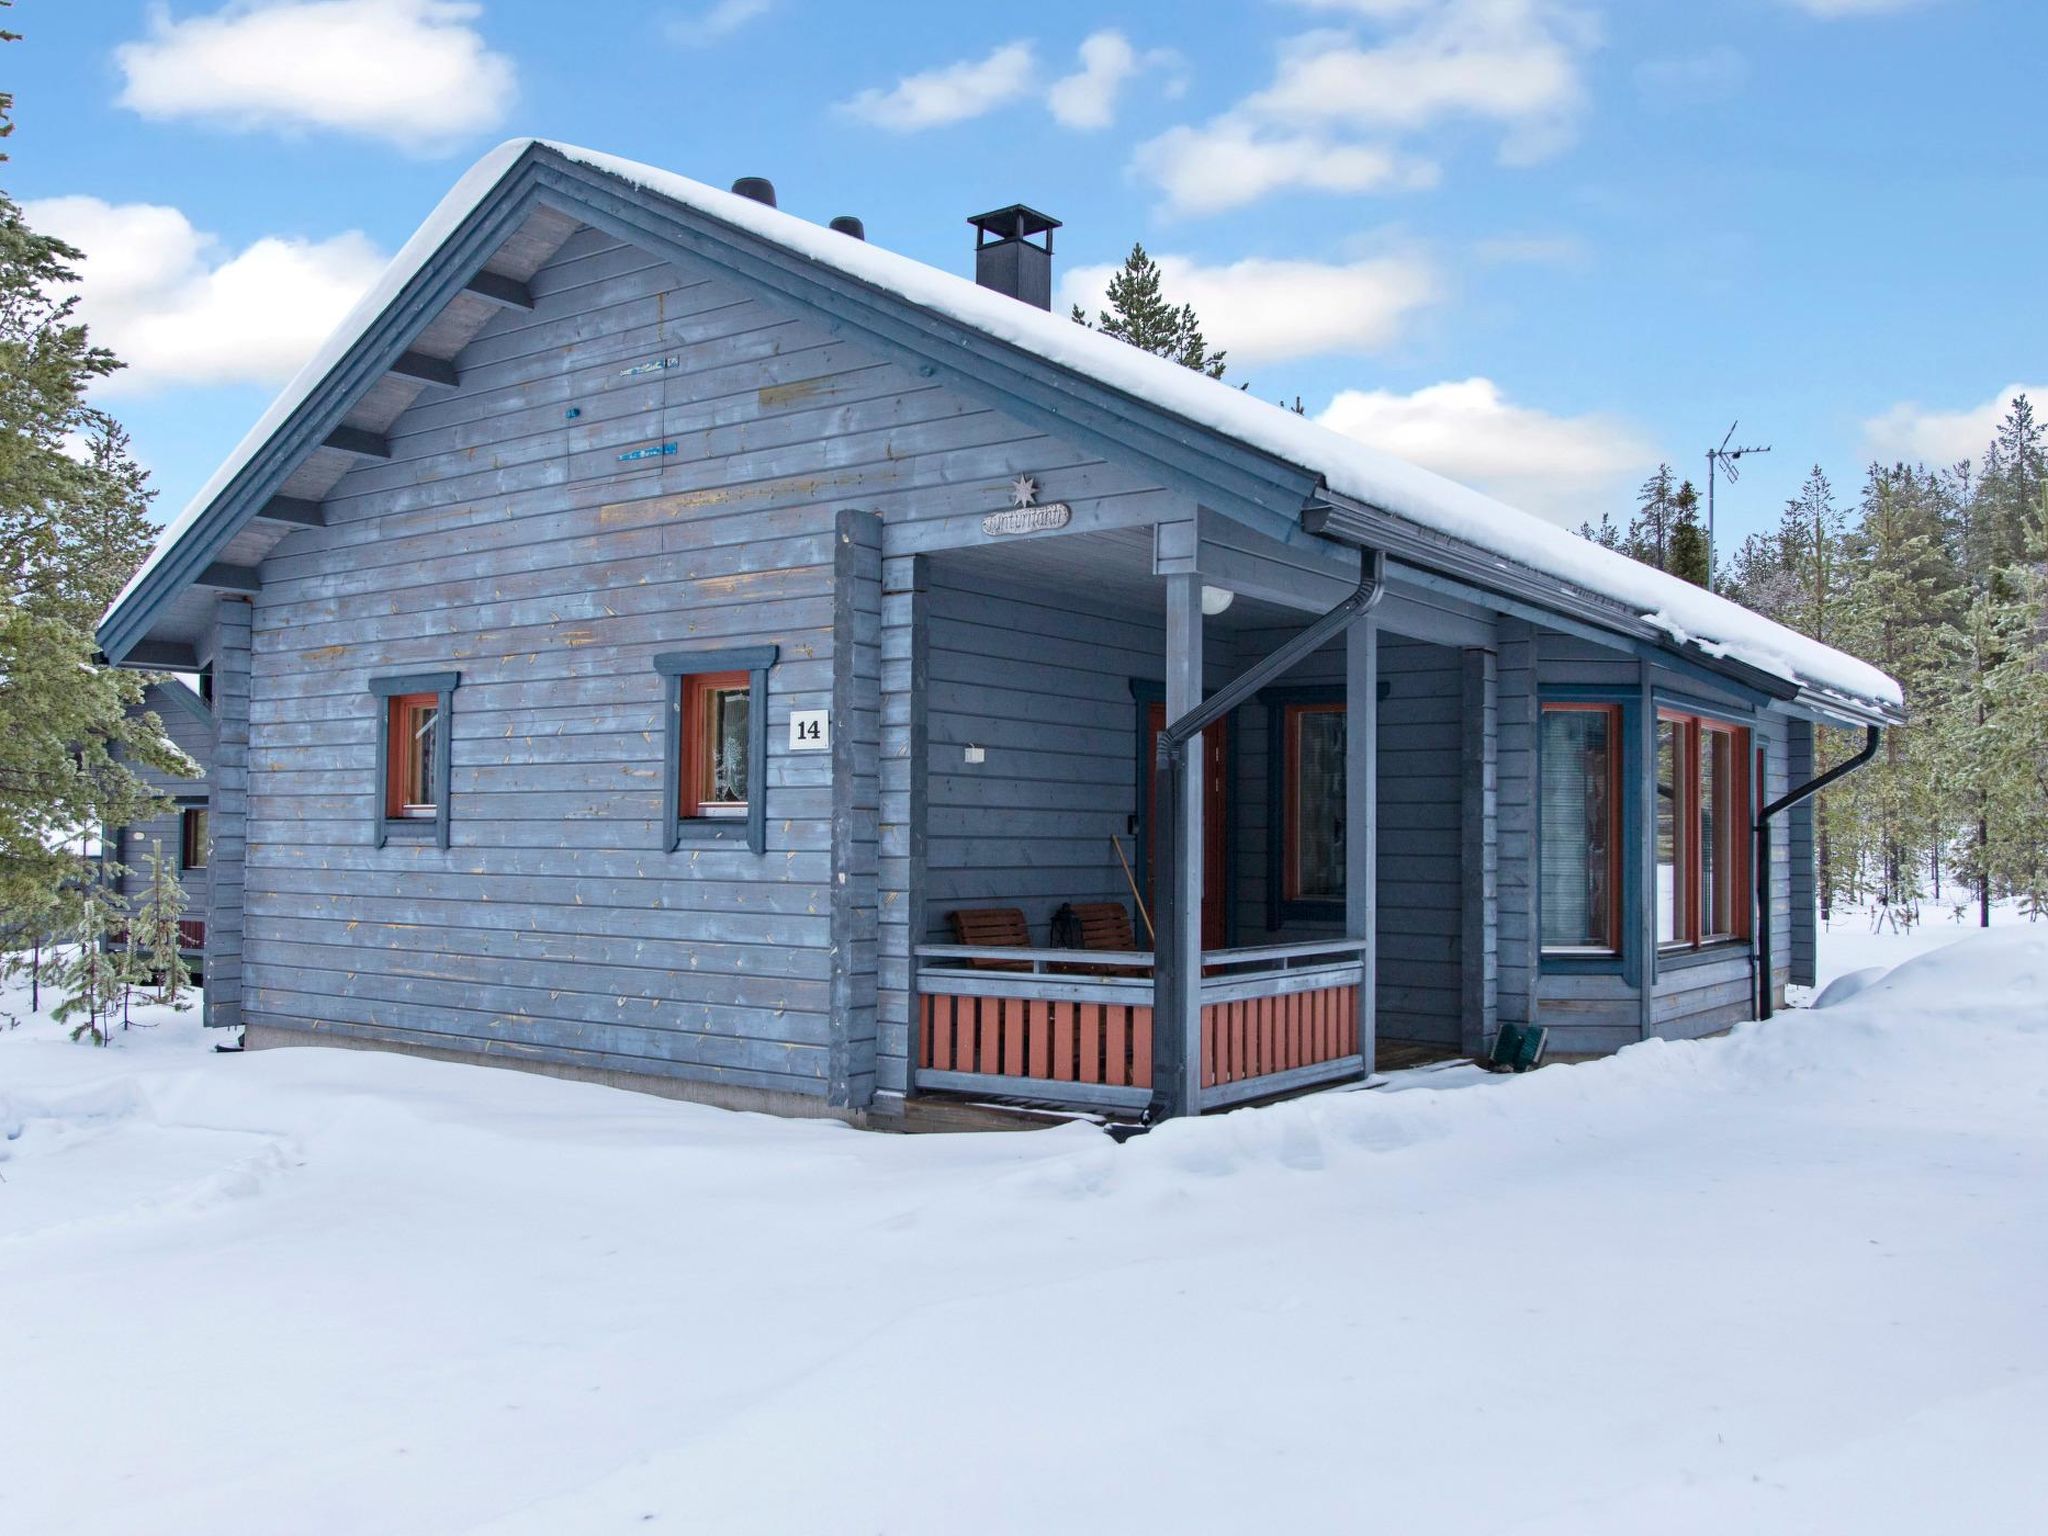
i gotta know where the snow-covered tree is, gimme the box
[130,836,193,1009]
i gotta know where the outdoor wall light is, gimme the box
[1201,585,1236,616]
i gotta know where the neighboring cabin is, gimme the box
[97,141,1902,1124]
[107,678,213,977]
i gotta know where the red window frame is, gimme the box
[1540,701,1625,954]
[680,671,750,820]
[1283,701,1346,903]
[1657,710,1752,949]
[385,692,440,820]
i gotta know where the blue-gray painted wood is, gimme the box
[114,680,214,961]
[224,222,1193,1101]
[1347,616,1377,1074]
[1495,618,1538,1038]
[1787,717,1817,989]
[205,599,250,1030]
[1460,647,1498,1058]
[829,509,883,1108]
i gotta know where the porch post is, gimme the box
[1346,615,1377,1074]
[1156,572,1205,1118]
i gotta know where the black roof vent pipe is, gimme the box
[730,176,777,207]
[829,215,866,240]
[968,204,1060,309]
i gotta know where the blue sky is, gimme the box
[11,0,2044,553]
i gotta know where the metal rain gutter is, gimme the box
[1754,723,1882,1019]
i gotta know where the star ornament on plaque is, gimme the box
[981,474,1073,536]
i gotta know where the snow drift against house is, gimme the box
[105,138,1902,713]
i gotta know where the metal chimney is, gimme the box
[829,215,866,240]
[730,177,777,207]
[968,205,1060,309]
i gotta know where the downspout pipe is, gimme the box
[1754,723,1880,1020]
[1151,548,1387,1119]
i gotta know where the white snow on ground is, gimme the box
[2,922,2044,1535]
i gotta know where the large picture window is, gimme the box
[1284,701,1346,904]
[655,646,777,854]
[1657,710,1751,949]
[1540,703,1622,954]
[370,671,459,849]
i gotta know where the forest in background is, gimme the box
[1583,400,2048,924]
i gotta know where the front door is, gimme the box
[1143,703,1230,950]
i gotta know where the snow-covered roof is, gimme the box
[105,138,1903,715]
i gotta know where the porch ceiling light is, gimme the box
[1201,585,1235,617]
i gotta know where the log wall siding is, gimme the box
[874,553,926,1108]
[1232,630,1469,1048]
[206,599,252,1031]
[829,509,883,1107]
[1786,717,1818,989]
[1494,617,1538,1036]
[235,227,1165,1103]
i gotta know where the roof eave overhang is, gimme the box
[100,144,1329,663]
[1304,489,1905,729]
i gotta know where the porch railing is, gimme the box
[913,938,1367,1114]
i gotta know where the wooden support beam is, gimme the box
[253,496,325,527]
[1346,617,1378,1076]
[196,562,262,594]
[1158,572,1205,1118]
[464,270,534,310]
[390,350,460,388]
[121,640,199,670]
[322,425,391,459]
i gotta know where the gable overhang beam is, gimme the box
[97,166,551,664]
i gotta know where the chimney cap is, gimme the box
[828,215,866,240]
[730,176,777,207]
[968,204,1061,248]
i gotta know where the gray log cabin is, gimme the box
[97,141,1903,1124]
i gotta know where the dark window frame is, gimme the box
[370,671,459,850]
[179,805,210,872]
[656,646,777,855]
[1259,684,1345,929]
[1538,700,1625,959]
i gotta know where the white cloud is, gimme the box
[114,0,516,151]
[666,0,771,46]
[1136,0,1597,212]
[1862,384,2048,469]
[25,195,387,395]
[1317,377,1656,526]
[1047,30,1183,130]
[837,42,1037,131]
[1134,120,1438,216]
[1059,250,1439,366]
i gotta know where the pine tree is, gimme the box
[131,836,193,1008]
[1071,243,1228,379]
[1667,479,1710,587]
[1576,511,1625,550]
[1625,465,1680,570]
[0,59,193,954]
[1970,394,2046,581]
[52,838,130,1044]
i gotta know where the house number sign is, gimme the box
[981,475,1072,536]
[789,710,831,751]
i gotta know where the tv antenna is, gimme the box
[1706,422,1770,590]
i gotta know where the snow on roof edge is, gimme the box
[103,138,1903,712]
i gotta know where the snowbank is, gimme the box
[3,925,2044,1533]
[104,140,1901,714]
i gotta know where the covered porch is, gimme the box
[878,505,1500,1120]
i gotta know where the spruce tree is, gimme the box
[0,30,193,967]
[1072,243,1228,379]
[1625,465,1679,570]
[131,836,193,1008]
[1667,479,1710,587]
